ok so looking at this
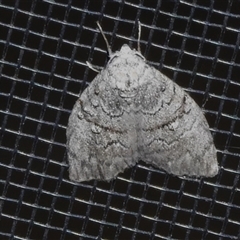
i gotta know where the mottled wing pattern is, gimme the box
[137,67,218,176]
[67,45,218,182]
[67,73,139,182]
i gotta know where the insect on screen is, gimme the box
[0,0,240,239]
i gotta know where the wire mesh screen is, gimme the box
[0,0,240,239]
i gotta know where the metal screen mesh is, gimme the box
[0,0,240,239]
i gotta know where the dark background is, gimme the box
[0,0,240,239]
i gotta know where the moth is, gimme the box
[66,22,218,182]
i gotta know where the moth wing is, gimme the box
[138,68,218,177]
